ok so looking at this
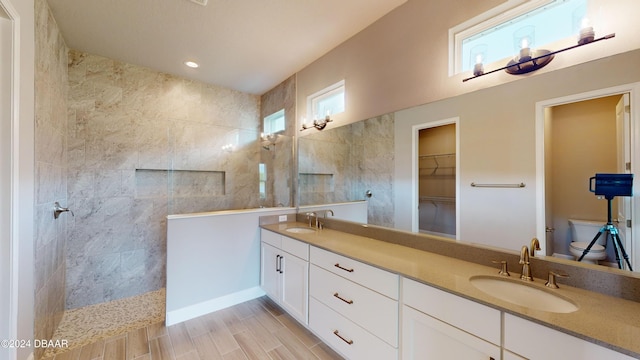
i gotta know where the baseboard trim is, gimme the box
[165,287,265,326]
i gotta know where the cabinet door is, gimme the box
[261,243,281,301]
[503,350,527,360]
[505,314,636,360]
[281,253,309,324]
[402,306,500,360]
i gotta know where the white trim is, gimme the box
[0,0,20,358]
[165,286,265,326]
[411,117,460,238]
[535,82,640,267]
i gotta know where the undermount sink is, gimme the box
[469,275,579,313]
[285,227,316,234]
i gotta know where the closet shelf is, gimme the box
[419,153,456,176]
[419,196,456,203]
[419,153,455,159]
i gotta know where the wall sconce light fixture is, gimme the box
[463,29,615,82]
[300,114,333,131]
[469,44,489,77]
[261,132,278,150]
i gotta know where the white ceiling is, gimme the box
[47,0,407,95]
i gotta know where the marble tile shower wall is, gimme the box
[65,50,261,309]
[34,0,69,357]
[298,114,394,227]
[299,125,356,204]
[352,114,395,227]
[260,76,296,207]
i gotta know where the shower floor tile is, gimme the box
[42,289,165,359]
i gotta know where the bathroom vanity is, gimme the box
[260,222,640,360]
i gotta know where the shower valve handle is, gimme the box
[54,202,74,219]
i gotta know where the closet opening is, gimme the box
[416,122,458,238]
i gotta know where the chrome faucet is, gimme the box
[306,212,318,228]
[519,246,533,281]
[316,209,334,230]
[324,209,334,218]
[530,237,541,257]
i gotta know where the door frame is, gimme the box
[0,0,20,356]
[411,117,460,237]
[535,82,640,267]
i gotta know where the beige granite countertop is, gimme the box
[261,222,640,358]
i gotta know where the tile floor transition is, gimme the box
[42,291,343,360]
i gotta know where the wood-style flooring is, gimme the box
[48,296,344,360]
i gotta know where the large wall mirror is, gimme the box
[296,49,640,274]
[298,113,395,228]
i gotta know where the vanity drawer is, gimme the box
[309,297,398,360]
[402,277,500,346]
[310,246,399,299]
[281,236,309,260]
[310,265,398,347]
[261,229,281,248]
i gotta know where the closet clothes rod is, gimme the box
[470,182,526,188]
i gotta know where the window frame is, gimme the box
[448,0,565,76]
[263,109,285,135]
[306,79,345,121]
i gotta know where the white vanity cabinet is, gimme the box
[260,229,309,324]
[308,246,400,359]
[401,278,501,360]
[504,314,636,360]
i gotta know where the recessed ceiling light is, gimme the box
[184,61,199,68]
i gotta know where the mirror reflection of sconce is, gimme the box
[261,132,278,150]
[300,114,333,131]
[222,144,234,152]
[463,21,615,82]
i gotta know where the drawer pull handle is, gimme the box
[333,330,354,345]
[334,263,354,273]
[333,292,354,304]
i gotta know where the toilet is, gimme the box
[568,219,607,264]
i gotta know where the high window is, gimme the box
[450,0,588,75]
[263,109,285,135]
[307,80,345,121]
[259,163,267,199]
